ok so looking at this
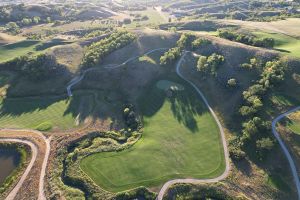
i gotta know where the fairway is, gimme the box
[253,31,300,58]
[0,92,94,130]
[0,40,40,63]
[80,79,225,192]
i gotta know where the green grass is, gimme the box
[0,39,73,63]
[0,92,95,130]
[0,40,41,62]
[81,78,225,192]
[253,31,300,58]
[125,8,166,28]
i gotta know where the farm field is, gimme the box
[0,92,95,131]
[81,77,225,192]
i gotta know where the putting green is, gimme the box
[156,80,185,91]
[81,78,225,192]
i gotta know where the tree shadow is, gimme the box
[274,48,291,53]
[139,78,206,133]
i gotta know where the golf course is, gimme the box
[81,78,225,192]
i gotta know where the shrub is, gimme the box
[227,78,237,88]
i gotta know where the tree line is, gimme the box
[230,59,286,160]
[81,31,136,68]
[218,29,275,48]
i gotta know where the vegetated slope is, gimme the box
[179,33,300,199]
[81,77,225,192]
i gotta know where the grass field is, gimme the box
[253,31,300,58]
[81,78,225,192]
[0,92,95,130]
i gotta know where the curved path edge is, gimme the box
[67,48,168,97]
[0,139,37,200]
[156,51,231,200]
[272,106,300,200]
[0,129,49,200]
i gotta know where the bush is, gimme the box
[196,53,224,76]
[82,31,136,67]
[160,47,181,66]
[227,78,237,88]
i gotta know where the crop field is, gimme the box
[253,31,300,58]
[0,92,95,131]
[81,78,225,192]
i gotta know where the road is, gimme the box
[156,51,231,200]
[2,139,37,200]
[66,48,168,97]
[272,106,300,200]
[0,129,49,200]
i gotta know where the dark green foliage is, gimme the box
[5,22,20,35]
[82,31,136,67]
[115,187,156,200]
[3,54,64,81]
[218,29,275,48]
[229,137,246,161]
[165,183,235,200]
[176,33,196,50]
[192,38,211,50]
[160,47,181,66]
[123,104,140,131]
[197,53,225,76]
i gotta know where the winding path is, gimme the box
[0,129,50,200]
[67,48,168,97]
[156,51,231,200]
[272,106,300,200]
[2,139,37,200]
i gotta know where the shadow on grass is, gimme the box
[139,78,206,133]
[274,48,291,53]
[1,40,40,49]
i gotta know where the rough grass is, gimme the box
[80,78,225,192]
[287,111,300,134]
[0,92,95,130]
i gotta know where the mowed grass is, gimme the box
[0,92,94,130]
[81,78,225,192]
[253,31,300,58]
[0,40,40,63]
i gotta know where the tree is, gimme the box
[33,16,41,24]
[123,18,132,24]
[21,18,32,26]
[197,56,208,73]
[227,78,237,88]
[5,22,20,34]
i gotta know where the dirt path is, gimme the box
[1,139,37,200]
[66,48,168,97]
[0,129,49,200]
[156,51,231,200]
[272,106,300,200]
